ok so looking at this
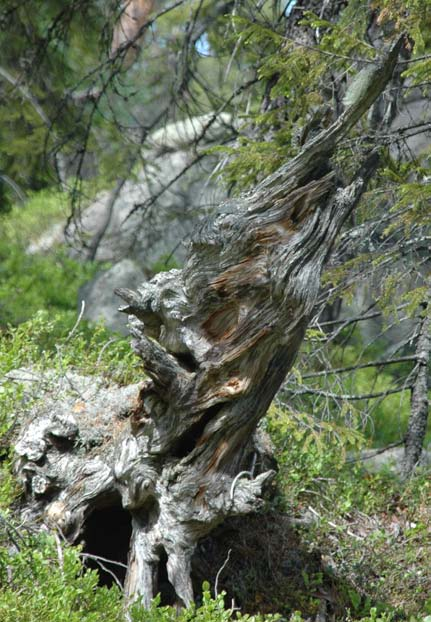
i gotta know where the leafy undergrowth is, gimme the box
[0,311,141,385]
[0,189,105,327]
[193,512,331,618]
[0,530,279,622]
[260,406,431,621]
[0,502,429,622]
[192,472,430,620]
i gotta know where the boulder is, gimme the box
[28,114,230,276]
[68,149,225,272]
[391,90,431,158]
[355,445,431,474]
[78,259,145,334]
[148,112,233,153]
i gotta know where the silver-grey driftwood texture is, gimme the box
[14,38,403,608]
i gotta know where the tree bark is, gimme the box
[402,297,430,478]
[111,0,155,69]
[14,39,403,609]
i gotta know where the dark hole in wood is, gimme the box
[47,433,76,451]
[81,503,132,587]
[136,496,160,532]
[175,350,198,372]
[170,404,223,458]
[156,548,178,606]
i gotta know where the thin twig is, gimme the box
[229,470,252,500]
[80,552,128,569]
[81,553,125,591]
[54,531,64,574]
[96,338,120,367]
[214,548,231,598]
[0,174,26,202]
[301,355,417,379]
[283,384,411,401]
[64,300,85,343]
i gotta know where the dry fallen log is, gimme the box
[14,40,403,608]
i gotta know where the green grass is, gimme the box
[0,188,106,327]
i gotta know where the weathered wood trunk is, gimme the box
[14,41,403,609]
[111,0,155,69]
[402,296,430,478]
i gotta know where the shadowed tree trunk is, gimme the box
[402,295,430,478]
[111,0,155,69]
[14,39,403,609]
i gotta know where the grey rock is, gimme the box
[391,91,431,158]
[336,259,429,352]
[28,115,229,275]
[68,149,225,270]
[148,112,233,153]
[78,259,145,334]
[355,445,431,474]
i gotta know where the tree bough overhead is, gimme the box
[14,39,404,608]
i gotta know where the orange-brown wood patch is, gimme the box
[202,303,239,341]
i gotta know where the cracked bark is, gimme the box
[14,40,403,609]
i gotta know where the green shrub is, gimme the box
[0,311,141,384]
[0,533,281,622]
[0,189,105,327]
[0,532,123,622]
[0,244,103,327]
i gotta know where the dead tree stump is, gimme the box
[14,40,403,608]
